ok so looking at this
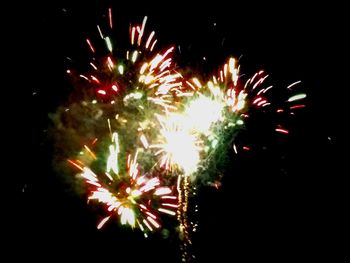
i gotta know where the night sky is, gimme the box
[11,1,343,262]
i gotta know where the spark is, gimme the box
[158,208,177,216]
[105,36,113,52]
[131,27,136,45]
[107,57,114,69]
[162,203,178,208]
[290,104,306,109]
[91,75,100,84]
[111,84,118,92]
[150,39,157,52]
[192,78,202,89]
[154,187,172,196]
[97,90,106,95]
[84,145,97,159]
[108,8,113,29]
[233,144,238,154]
[86,38,95,53]
[106,133,120,175]
[161,195,177,200]
[90,62,97,70]
[147,216,160,228]
[79,74,89,80]
[138,16,148,46]
[97,216,111,229]
[275,128,289,134]
[118,65,124,75]
[146,31,155,50]
[143,219,153,231]
[288,93,307,102]
[140,134,149,149]
[97,25,104,39]
[131,51,138,63]
[67,159,84,171]
[287,80,302,89]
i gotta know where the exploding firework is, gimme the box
[51,8,306,263]
[68,132,177,236]
[67,16,183,111]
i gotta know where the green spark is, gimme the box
[105,37,113,52]
[288,93,306,102]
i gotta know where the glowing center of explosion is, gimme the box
[185,96,224,134]
[161,129,200,175]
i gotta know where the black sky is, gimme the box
[11,1,344,262]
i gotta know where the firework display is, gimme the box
[52,9,306,260]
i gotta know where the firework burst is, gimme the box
[68,132,177,236]
[51,8,306,263]
[68,16,183,112]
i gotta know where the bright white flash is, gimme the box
[161,129,200,174]
[185,96,224,134]
[153,114,201,175]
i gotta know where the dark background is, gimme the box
[11,1,344,262]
